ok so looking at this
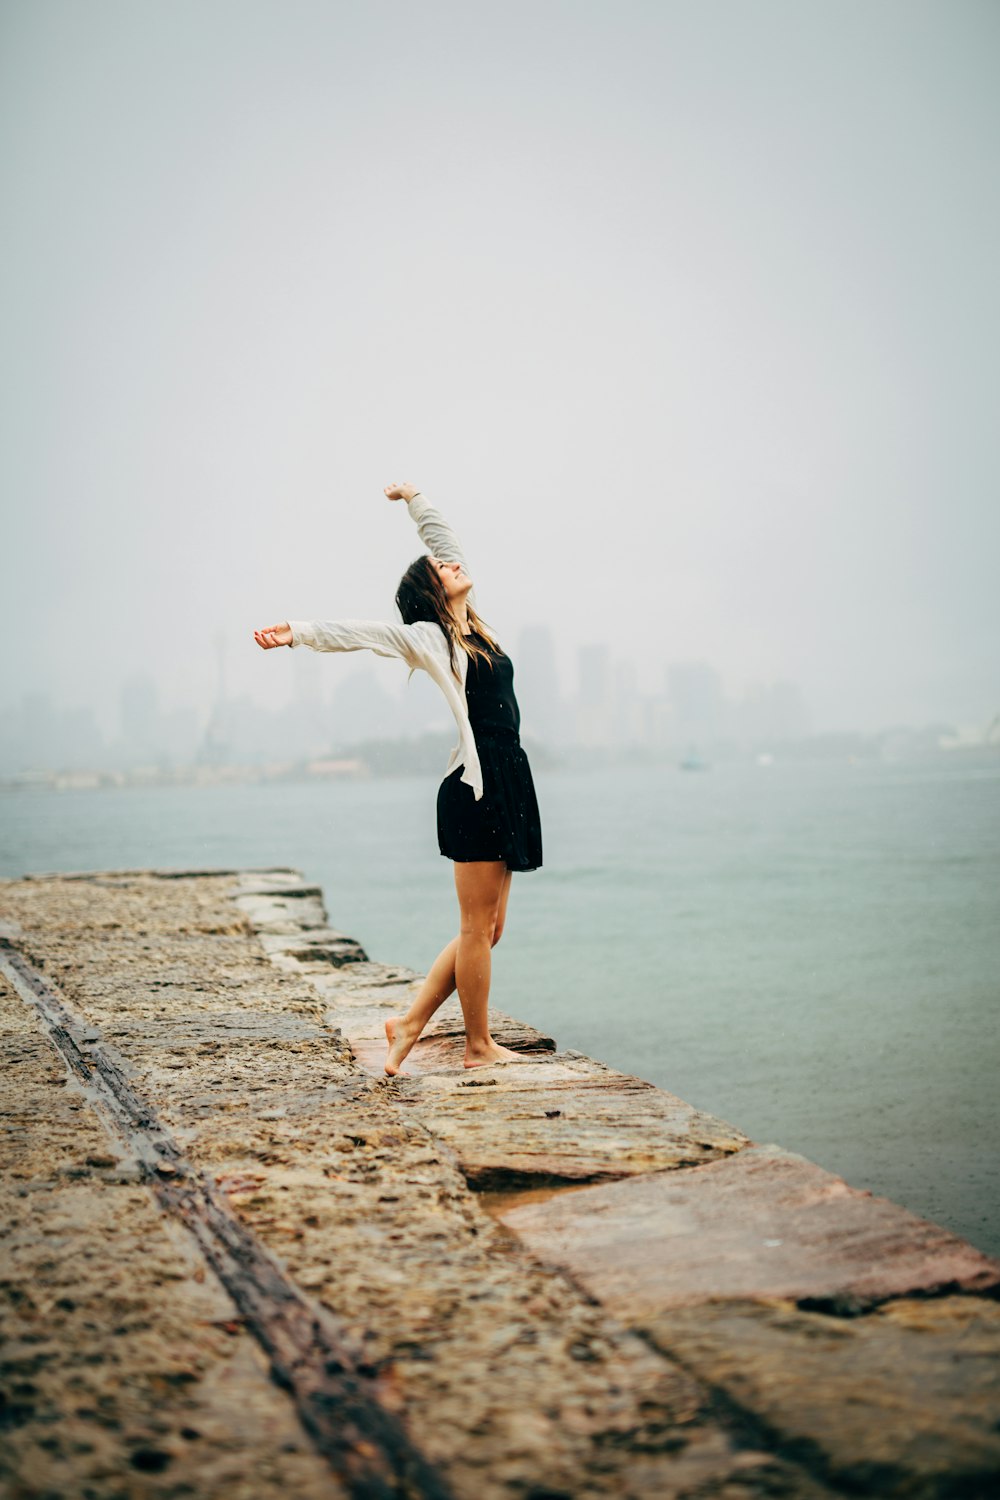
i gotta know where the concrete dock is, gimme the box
[1,868,998,1498]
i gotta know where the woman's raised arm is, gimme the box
[384,481,476,606]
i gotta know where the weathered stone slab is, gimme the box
[641,1296,1000,1496]
[303,960,419,991]
[11,865,1000,1498]
[22,865,298,883]
[274,937,369,968]
[398,1059,751,1188]
[1,873,824,1500]
[0,973,342,1500]
[346,1003,558,1075]
[99,1010,327,1046]
[232,889,335,936]
[500,1143,1000,1310]
[500,1146,1000,1492]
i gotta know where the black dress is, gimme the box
[436,631,543,872]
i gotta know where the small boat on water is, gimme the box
[678,748,710,771]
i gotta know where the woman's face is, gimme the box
[429,555,472,600]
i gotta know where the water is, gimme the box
[2,758,998,1256]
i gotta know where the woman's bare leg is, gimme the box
[384,866,514,1075]
[384,937,458,1075]
[404,867,514,1033]
[453,861,525,1068]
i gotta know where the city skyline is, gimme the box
[3,620,994,779]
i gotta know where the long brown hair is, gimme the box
[395,555,501,679]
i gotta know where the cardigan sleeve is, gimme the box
[406,492,477,609]
[288,618,429,665]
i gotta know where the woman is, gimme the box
[254,481,543,1076]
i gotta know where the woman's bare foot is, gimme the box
[463,1038,529,1069]
[384,1015,421,1076]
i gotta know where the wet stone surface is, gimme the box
[2,868,995,1498]
[499,1147,1000,1494]
[498,1143,1000,1312]
[640,1295,1000,1496]
[0,971,341,1500]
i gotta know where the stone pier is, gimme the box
[1,868,998,1499]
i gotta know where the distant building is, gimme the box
[515,625,563,745]
[120,675,157,744]
[18,692,56,768]
[643,694,677,750]
[120,675,162,764]
[198,634,231,765]
[63,705,105,766]
[666,661,727,748]
[612,660,647,747]
[330,666,405,745]
[575,643,614,747]
[736,681,810,745]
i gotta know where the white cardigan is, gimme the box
[288,493,489,800]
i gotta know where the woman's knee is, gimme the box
[459,908,503,944]
[459,913,495,942]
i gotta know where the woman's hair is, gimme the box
[395,555,501,678]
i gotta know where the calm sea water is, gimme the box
[2,759,998,1256]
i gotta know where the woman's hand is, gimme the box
[384,480,419,502]
[254,622,293,649]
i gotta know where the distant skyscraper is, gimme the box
[613,659,644,747]
[330,665,404,744]
[16,692,56,769]
[120,675,161,762]
[666,661,727,748]
[120,675,157,744]
[576,643,614,747]
[516,625,562,745]
[644,695,677,749]
[198,634,231,765]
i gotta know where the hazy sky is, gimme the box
[2,0,998,735]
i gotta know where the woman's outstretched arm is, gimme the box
[254,618,428,664]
